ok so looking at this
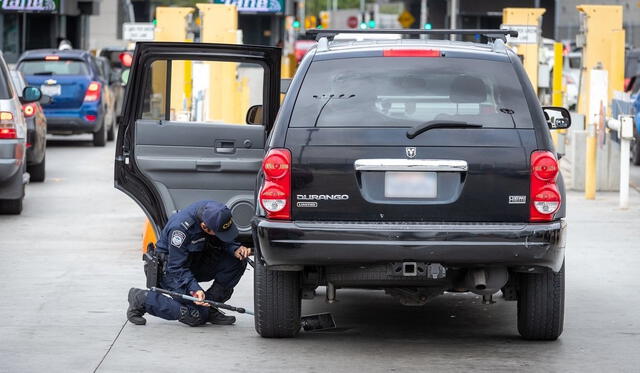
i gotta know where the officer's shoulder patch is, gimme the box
[170,230,187,248]
[180,218,195,230]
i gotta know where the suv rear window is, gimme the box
[18,59,90,76]
[290,57,532,128]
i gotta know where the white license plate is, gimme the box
[384,171,437,198]
[40,84,61,96]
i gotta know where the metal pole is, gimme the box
[333,0,337,12]
[420,0,427,30]
[360,0,365,26]
[620,137,630,209]
[449,0,458,41]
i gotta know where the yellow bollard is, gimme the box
[197,4,243,124]
[576,5,625,121]
[154,7,194,119]
[502,8,546,92]
[551,42,564,147]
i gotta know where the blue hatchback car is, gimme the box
[16,49,116,146]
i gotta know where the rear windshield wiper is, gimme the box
[407,120,483,139]
[33,71,54,75]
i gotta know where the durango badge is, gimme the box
[170,230,186,248]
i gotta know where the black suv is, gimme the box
[115,29,569,341]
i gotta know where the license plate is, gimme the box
[40,84,61,96]
[384,171,437,198]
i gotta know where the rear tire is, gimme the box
[517,261,565,340]
[93,119,106,147]
[28,156,45,182]
[254,259,301,338]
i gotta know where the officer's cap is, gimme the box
[198,201,239,243]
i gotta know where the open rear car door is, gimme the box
[115,42,281,241]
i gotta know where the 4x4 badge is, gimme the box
[405,147,416,158]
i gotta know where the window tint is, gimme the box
[140,59,264,124]
[290,57,533,128]
[568,57,581,69]
[18,59,90,76]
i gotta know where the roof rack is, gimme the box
[306,29,518,43]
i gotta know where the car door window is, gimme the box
[139,58,264,125]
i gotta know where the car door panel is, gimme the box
[115,42,281,238]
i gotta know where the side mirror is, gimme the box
[121,69,130,86]
[542,106,571,129]
[281,78,292,94]
[39,94,53,105]
[246,105,263,125]
[22,86,42,103]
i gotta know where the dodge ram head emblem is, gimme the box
[405,147,416,158]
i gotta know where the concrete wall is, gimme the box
[88,0,126,50]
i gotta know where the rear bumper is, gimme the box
[254,219,567,272]
[43,106,102,134]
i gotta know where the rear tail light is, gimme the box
[383,49,441,57]
[0,112,16,139]
[530,150,561,221]
[85,114,97,122]
[45,55,60,61]
[83,81,101,102]
[259,149,292,220]
[23,103,36,118]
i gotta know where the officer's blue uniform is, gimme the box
[143,201,247,326]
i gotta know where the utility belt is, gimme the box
[143,243,167,289]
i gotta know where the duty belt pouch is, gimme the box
[143,243,162,288]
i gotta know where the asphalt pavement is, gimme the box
[1,137,639,372]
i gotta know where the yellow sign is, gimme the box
[398,10,415,28]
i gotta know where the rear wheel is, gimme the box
[28,155,45,182]
[254,259,301,338]
[93,119,106,147]
[517,261,565,340]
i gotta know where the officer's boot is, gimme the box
[208,308,236,325]
[205,282,236,325]
[127,288,148,325]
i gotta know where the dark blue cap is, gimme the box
[198,201,238,243]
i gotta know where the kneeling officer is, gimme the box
[127,200,252,326]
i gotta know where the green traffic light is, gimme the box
[367,20,376,28]
[292,20,301,28]
[317,25,323,29]
[152,19,157,26]
[359,22,367,29]
[424,23,432,30]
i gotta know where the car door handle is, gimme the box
[215,147,235,154]
[196,159,261,172]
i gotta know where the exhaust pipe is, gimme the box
[470,269,487,291]
[463,267,508,296]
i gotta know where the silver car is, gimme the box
[0,51,41,214]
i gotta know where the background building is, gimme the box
[0,0,100,63]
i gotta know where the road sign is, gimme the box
[398,10,415,29]
[500,24,538,44]
[123,23,155,42]
[347,16,359,29]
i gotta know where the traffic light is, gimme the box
[359,22,367,29]
[368,11,375,28]
[423,23,432,30]
[292,19,301,29]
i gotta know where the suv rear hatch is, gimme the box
[18,57,91,109]
[286,52,535,222]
